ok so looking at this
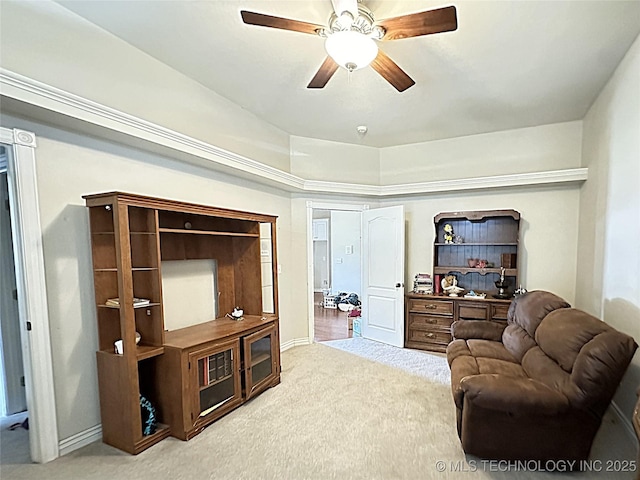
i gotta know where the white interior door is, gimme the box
[361,206,405,347]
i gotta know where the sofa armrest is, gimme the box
[451,320,506,341]
[460,374,570,415]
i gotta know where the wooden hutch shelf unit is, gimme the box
[84,192,280,454]
[405,209,520,352]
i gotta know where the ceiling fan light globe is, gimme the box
[325,30,378,71]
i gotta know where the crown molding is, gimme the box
[1,69,587,197]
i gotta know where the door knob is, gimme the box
[395,283,403,288]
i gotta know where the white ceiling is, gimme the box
[57,0,640,148]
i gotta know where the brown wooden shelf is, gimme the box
[98,344,164,359]
[434,267,517,276]
[159,227,259,237]
[98,302,161,309]
[199,373,234,391]
[94,267,158,272]
[136,345,165,361]
[86,192,280,454]
[134,423,171,454]
[251,353,271,367]
[434,242,518,246]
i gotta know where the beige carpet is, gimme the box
[1,342,637,479]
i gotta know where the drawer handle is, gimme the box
[426,318,437,324]
[424,304,437,310]
[425,333,435,338]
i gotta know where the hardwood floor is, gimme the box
[313,292,353,342]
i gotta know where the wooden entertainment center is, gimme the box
[406,209,520,352]
[84,192,280,454]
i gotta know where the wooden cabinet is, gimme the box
[405,293,511,352]
[84,192,279,453]
[243,323,279,400]
[433,210,520,297]
[156,316,279,440]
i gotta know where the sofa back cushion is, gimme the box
[535,309,637,413]
[502,291,570,361]
[535,309,609,372]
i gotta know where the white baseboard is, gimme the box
[54,339,308,457]
[280,338,311,352]
[58,424,102,457]
[610,400,638,446]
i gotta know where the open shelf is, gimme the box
[99,345,164,360]
[434,267,517,276]
[136,345,164,361]
[159,227,259,237]
[98,302,161,309]
[134,423,171,454]
[433,210,520,295]
[434,242,518,246]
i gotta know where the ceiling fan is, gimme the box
[240,0,457,92]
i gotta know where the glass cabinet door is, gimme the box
[243,325,278,400]
[189,338,241,426]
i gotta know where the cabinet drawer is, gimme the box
[492,303,510,321]
[408,313,452,331]
[408,299,453,315]
[458,303,489,320]
[408,328,451,346]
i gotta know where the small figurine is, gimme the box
[441,275,464,296]
[227,307,244,321]
[443,223,454,244]
[514,284,528,296]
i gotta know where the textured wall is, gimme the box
[576,34,640,417]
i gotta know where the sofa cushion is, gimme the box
[460,374,570,416]
[477,357,527,378]
[450,355,479,409]
[467,339,518,364]
[521,346,574,394]
[451,320,505,341]
[507,290,570,337]
[502,324,537,362]
[447,339,472,366]
[535,309,610,373]
[571,329,638,413]
[502,291,570,362]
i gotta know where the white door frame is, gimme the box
[1,127,58,463]
[305,201,368,342]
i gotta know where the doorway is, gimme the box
[306,201,406,347]
[0,159,30,463]
[307,203,366,343]
[0,128,58,463]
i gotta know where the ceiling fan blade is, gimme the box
[307,57,339,89]
[378,5,457,41]
[330,0,358,17]
[371,50,415,92]
[240,10,323,35]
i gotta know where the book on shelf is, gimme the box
[105,297,151,308]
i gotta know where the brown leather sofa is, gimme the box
[446,290,637,461]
